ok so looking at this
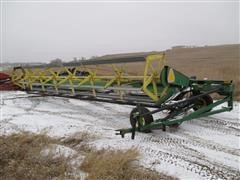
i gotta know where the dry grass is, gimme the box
[0,132,75,180]
[1,132,174,180]
[81,149,175,180]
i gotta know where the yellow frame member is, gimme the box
[142,54,165,101]
[11,53,166,102]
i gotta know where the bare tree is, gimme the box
[80,57,86,60]
[49,58,62,66]
[90,56,98,59]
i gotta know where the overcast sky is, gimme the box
[1,1,239,63]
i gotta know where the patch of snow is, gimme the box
[1,91,239,179]
[41,144,77,158]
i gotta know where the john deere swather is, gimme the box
[10,53,234,139]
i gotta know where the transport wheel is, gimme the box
[193,94,213,112]
[130,107,153,133]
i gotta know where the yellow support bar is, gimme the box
[142,53,165,102]
[11,53,166,102]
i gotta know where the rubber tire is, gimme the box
[193,94,213,112]
[130,107,153,133]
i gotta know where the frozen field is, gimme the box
[0,91,239,179]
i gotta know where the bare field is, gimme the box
[166,44,240,100]
[3,44,239,99]
[89,44,240,99]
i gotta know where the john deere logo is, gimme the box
[168,68,175,83]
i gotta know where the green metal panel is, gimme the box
[166,66,190,87]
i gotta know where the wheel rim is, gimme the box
[194,98,207,110]
[138,117,145,127]
[130,107,153,133]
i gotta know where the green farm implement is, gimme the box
[10,53,234,139]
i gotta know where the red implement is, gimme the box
[0,72,18,90]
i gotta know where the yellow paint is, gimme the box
[142,53,166,102]
[11,53,166,102]
[168,68,175,83]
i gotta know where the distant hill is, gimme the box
[95,44,239,99]
[0,62,45,71]
[2,44,239,99]
[95,44,239,81]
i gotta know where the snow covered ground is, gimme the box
[0,91,239,179]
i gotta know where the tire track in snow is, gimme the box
[1,92,239,179]
[188,117,240,136]
[135,133,240,179]
[138,145,239,179]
